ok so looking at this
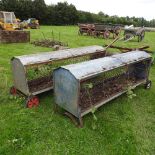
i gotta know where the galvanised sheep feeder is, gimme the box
[10,45,106,108]
[54,51,152,127]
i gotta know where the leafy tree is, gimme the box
[53,2,78,25]
[0,0,154,26]
[32,0,47,24]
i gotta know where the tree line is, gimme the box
[0,0,155,27]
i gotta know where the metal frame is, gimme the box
[124,27,145,42]
[0,11,16,24]
[11,45,105,97]
[54,51,152,126]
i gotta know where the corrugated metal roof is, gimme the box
[12,45,104,66]
[61,51,151,80]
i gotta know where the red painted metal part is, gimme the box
[10,86,17,95]
[27,96,39,108]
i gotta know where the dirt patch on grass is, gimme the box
[31,39,68,50]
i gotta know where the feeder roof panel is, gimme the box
[112,50,151,63]
[12,45,104,66]
[60,51,151,80]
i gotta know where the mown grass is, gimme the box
[0,26,155,155]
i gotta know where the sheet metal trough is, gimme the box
[54,51,152,125]
[11,45,105,98]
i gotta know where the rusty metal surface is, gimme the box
[104,45,152,53]
[59,51,151,80]
[12,45,104,66]
[0,30,30,43]
[95,24,122,32]
[95,24,114,31]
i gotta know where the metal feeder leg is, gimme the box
[64,112,84,128]
[78,117,83,128]
[145,80,152,89]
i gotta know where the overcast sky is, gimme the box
[44,0,154,20]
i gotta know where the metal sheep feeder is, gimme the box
[54,51,152,127]
[10,45,106,107]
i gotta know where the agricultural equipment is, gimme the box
[10,45,108,108]
[0,11,21,30]
[78,23,95,35]
[104,45,153,53]
[21,18,39,29]
[0,11,30,43]
[54,51,152,127]
[124,27,145,42]
[94,24,122,39]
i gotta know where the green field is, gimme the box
[0,26,155,155]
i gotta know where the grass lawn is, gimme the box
[0,26,155,155]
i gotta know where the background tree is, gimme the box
[0,0,154,27]
[32,0,47,24]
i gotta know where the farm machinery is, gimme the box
[78,23,122,39]
[94,24,122,39]
[21,18,40,29]
[124,27,145,42]
[78,23,95,35]
[0,11,21,30]
[0,11,30,43]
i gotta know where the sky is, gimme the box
[44,0,154,20]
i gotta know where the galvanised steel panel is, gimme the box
[112,51,151,64]
[60,51,151,81]
[54,51,152,121]
[11,58,29,95]
[11,45,104,96]
[54,68,79,117]
[12,45,104,66]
